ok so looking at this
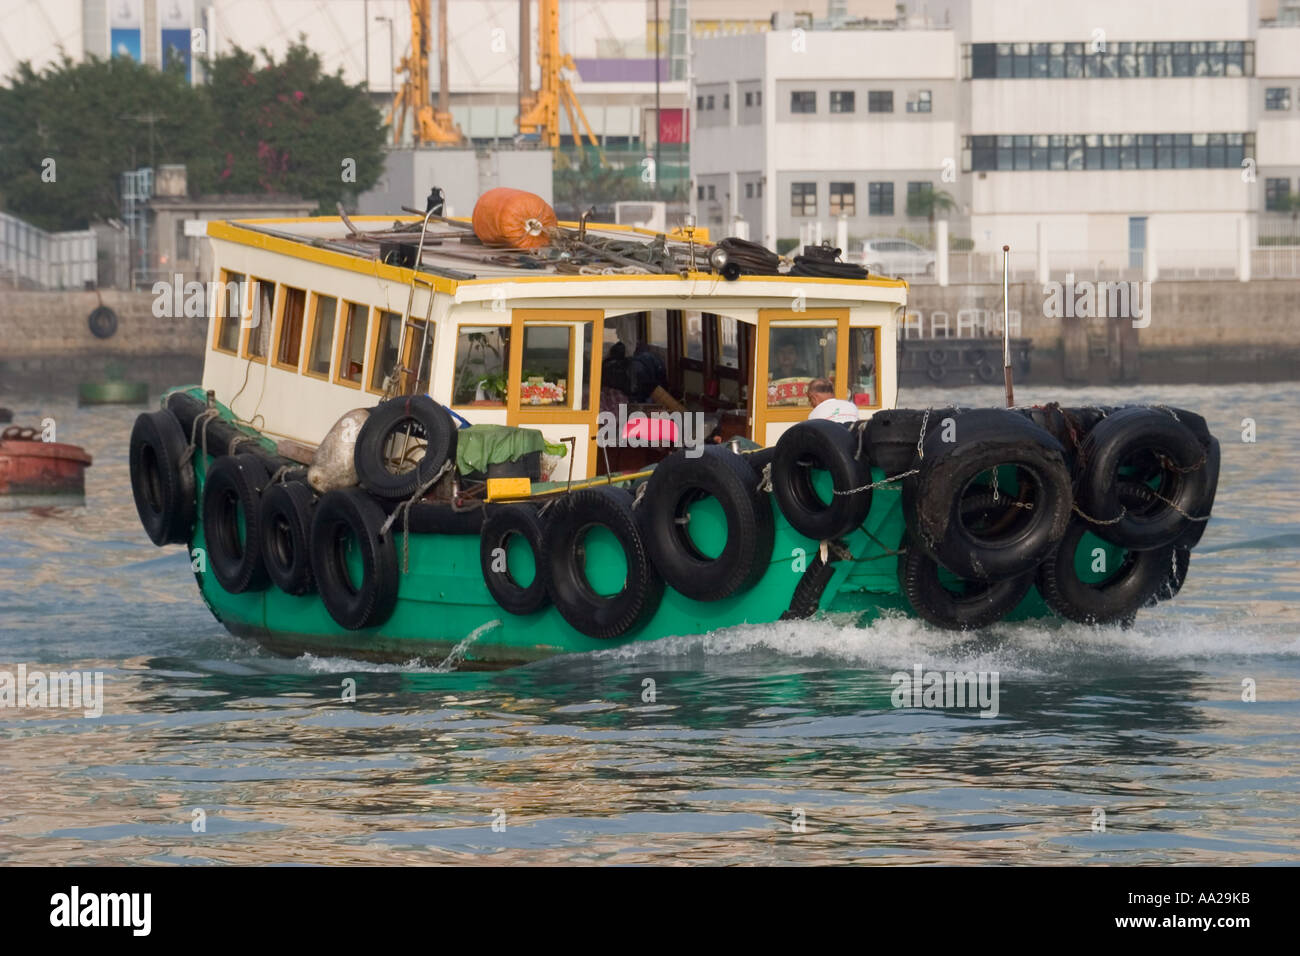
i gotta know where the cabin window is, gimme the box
[406,322,436,395]
[767,324,837,407]
[848,327,880,407]
[305,294,337,378]
[244,279,275,359]
[719,316,740,369]
[275,285,307,370]
[520,326,573,407]
[683,311,704,361]
[371,311,403,391]
[213,270,244,353]
[453,326,509,406]
[336,302,369,386]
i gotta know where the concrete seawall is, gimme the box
[0,291,205,398]
[908,278,1300,385]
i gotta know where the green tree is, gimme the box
[905,185,958,245]
[0,42,385,231]
[202,43,385,210]
[553,151,656,211]
[0,55,211,230]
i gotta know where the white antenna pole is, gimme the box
[1002,244,1014,407]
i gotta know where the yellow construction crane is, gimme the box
[388,0,465,146]
[517,0,605,163]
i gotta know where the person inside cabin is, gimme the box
[771,338,811,381]
[806,378,859,424]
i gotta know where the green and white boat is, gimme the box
[127,209,1220,667]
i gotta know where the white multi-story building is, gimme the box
[691,0,1300,274]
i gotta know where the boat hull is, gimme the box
[0,438,93,510]
[188,452,920,666]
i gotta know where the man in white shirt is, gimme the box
[806,378,859,424]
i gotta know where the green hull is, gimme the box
[172,394,1159,668]
[188,455,1094,669]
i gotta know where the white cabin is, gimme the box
[202,215,907,480]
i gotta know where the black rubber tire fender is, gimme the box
[771,419,871,540]
[129,409,196,546]
[898,536,1034,631]
[260,480,317,596]
[88,305,118,339]
[864,407,959,476]
[310,488,399,630]
[903,408,1072,580]
[746,445,777,479]
[927,348,947,366]
[1176,435,1219,549]
[927,365,946,383]
[543,486,664,639]
[780,553,839,620]
[976,362,998,383]
[1146,545,1191,605]
[354,394,458,500]
[379,499,485,535]
[202,453,272,593]
[642,446,775,600]
[480,503,551,615]
[1036,517,1175,625]
[1076,407,1212,551]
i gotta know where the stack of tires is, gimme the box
[855,404,1216,629]
[130,393,463,633]
[482,444,775,639]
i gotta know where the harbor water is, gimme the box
[1,382,1297,864]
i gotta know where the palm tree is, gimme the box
[905,187,958,248]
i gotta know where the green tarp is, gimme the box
[455,424,558,474]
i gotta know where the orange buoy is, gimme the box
[471,188,557,249]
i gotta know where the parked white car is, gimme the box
[860,238,936,276]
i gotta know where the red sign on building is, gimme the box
[658,108,689,145]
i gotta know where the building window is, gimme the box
[830,90,855,113]
[906,90,932,113]
[791,90,816,113]
[745,182,754,198]
[696,95,703,111]
[1266,87,1292,110]
[723,93,730,109]
[757,180,763,197]
[829,182,855,216]
[967,40,1254,79]
[1266,178,1292,211]
[868,90,893,113]
[965,132,1253,171]
[705,94,715,110]
[697,185,705,200]
[868,182,894,216]
[706,185,716,200]
[756,90,762,106]
[791,182,816,216]
[744,91,753,107]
